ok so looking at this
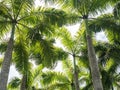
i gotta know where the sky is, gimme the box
[8,0,111,82]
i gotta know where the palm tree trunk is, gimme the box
[111,84,114,90]
[73,54,80,90]
[84,19,103,90]
[0,24,15,90]
[20,75,27,90]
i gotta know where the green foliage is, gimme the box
[53,0,109,17]
[43,8,80,26]
[95,42,120,66]
[31,65,43,87]
[40,71,71,90]
[0,58,3,67]
[30,39,68,68]
[88,14,120,44]
[1,0,120,90]
[113,1,120,19]
[0,42,7,53]
[94,42,120,89]
[57,27,83,55]
[8,77,21,89]
[13,40,30,74]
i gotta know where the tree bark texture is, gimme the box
[20,75,27,90]
[73,55,80,90]
[0,24,15,90]
[85,19,103,90]
[0,38,14,90]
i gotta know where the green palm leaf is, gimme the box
[40,71,71,90]
[8,77,21,89]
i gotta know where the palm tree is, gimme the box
[38,1,120,89]
[7,65,43,90]
[8,68,69,90]
[13,36,33,90]
[44,0,116,89]
[76,43,93,90]
[8,61,73,90]
[86,10,120,89]
[39,56,91,90]
[56,27,85,90]
[37,59,76,90]
[95,42,120,89]
[0,0,34,89]
[7,35,68,90]
[0,1,77,89]
[87,11,120,88]
[0,34,33,90]
[79,5,120,88]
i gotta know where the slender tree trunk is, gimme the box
[73,54,80,90]
[111,84,114,90]
[84,18,103,90]
[20,75,27,90]
[0,24,15,90]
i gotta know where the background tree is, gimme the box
[0,0,79,89]
[88,11,120,89]
[56,27,83,90]
[0,0,34,89]
[44,0,116,89]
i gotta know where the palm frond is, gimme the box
[0,2,12,19]
[27,22,55,43]
[41,71,71,89]
[95,42,120,68]
[13,37,31,74]
[88,14,120,43]
[101,69,113,90]
[113,1,120,19]
[62,60,74,80]
[54,0,110,16]
[19,6,80,27]
[53,47,68,60]
[89,14,115,32]
[8,77,21,89]
[31,65,43,87]
[29,38,58,68]
[6,0,34,19]
[37,39,55,67]
[41,82,70,90]
[56,27,74,52]
[0,42,7,53]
